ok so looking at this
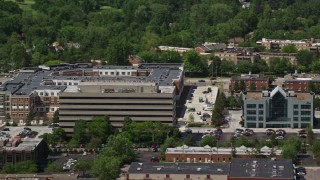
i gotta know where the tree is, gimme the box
[199,136,217,147]
[184,134,195,146]
[188,113,194,122]
[311,60,320,73]
[45,163,62,173]
[236,61,253,73]
[296,50,314,68]
[122,116,133,132]
[183,51,206,74]
[233,81,239,92]
[74,160,93,177]
[249,82,256,91]
[88,116,113,144]
[1,161,37,174]
[312,141,320,160]
[69,120,89,147]
[53,110,59,123]
[26,112,34,125]
[281,144,298,161]
[91,156,121,180]
[239,81,246,91]
[281,44,297,53]
[227,96,240,109]
[307,126,315,145]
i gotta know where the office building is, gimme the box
[0,63,184,134]
[242,86,314,128]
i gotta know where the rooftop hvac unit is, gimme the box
[197,168,201,172]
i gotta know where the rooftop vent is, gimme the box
[197,168,201,172]
[278,166,284,170]
[138,163,143,166]
[157,167,162,171]
[137,168,142,171]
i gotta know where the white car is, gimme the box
[275,135,284,140]
[63,165,71,171]
[187,100,192,103]
[204,129,213,134]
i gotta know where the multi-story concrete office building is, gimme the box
[59,64,184,134]
[242,86,314,128]
[0,63,184,134]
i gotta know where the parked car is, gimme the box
[275,135,284,140]
[276,129,286,135]
[266,129,275,135]
[198,80,205,82]
[63,165,71,171]
[197,111,201,115]
[204,129,213,134]
[235,129,244,133]
[2,128,9,131]
[215,128,223,134]
[214,134,221,141]
[243,132,254,136]
[150,156,160,162]
[24,127,31,131]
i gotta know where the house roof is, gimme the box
[229,158,294,179]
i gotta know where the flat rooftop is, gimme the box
[128,162,229,175]
[229,158,293,179]
[0,63,183,95]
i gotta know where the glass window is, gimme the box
[259,116,264,121]
[301,117,310,121]
[259,123,263,128]
[294,105,299,109]
[259,104,263,108]
[301,105,311,109]
[247,104,256,108]
[247,123,256,128]
[294,111,299,115]
[247,116,256,121]
[294,123,299,128]
[294,117,299,121]
[270,91,287,121]
[301,111,311,115]
[247,110,256,115]
[259,110,264,115]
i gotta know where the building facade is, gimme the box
[165,145,281,163]
[229,75,269,92]
[0,137,48,168]
[256,38,315,51]
[242,86,314,128]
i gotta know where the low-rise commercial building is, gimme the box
[284,73,320,93]
[228,158,294,180]
[165,145,281,163]
[242,86,314,128]
[229,75,269,92]
[256,38,316,51]
[0,137,48,168]
[128,162,229,180]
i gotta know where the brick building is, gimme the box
[284,74,320,93]
[128,162,229,180]
[0,137,48,168]
[228,158,294,180]
[229,75,270,92]
[165,145,281,163]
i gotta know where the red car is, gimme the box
[243,132,253,136]
[150,156,160,162]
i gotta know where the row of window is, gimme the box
[294,104,311,109]
[247,110,264,115]
[246,104,264,109]
[99,71,131,76]
[294,111,311,115]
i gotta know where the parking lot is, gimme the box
[183,85,218,124]
[1,126,52,139]
[304,167,320,180]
